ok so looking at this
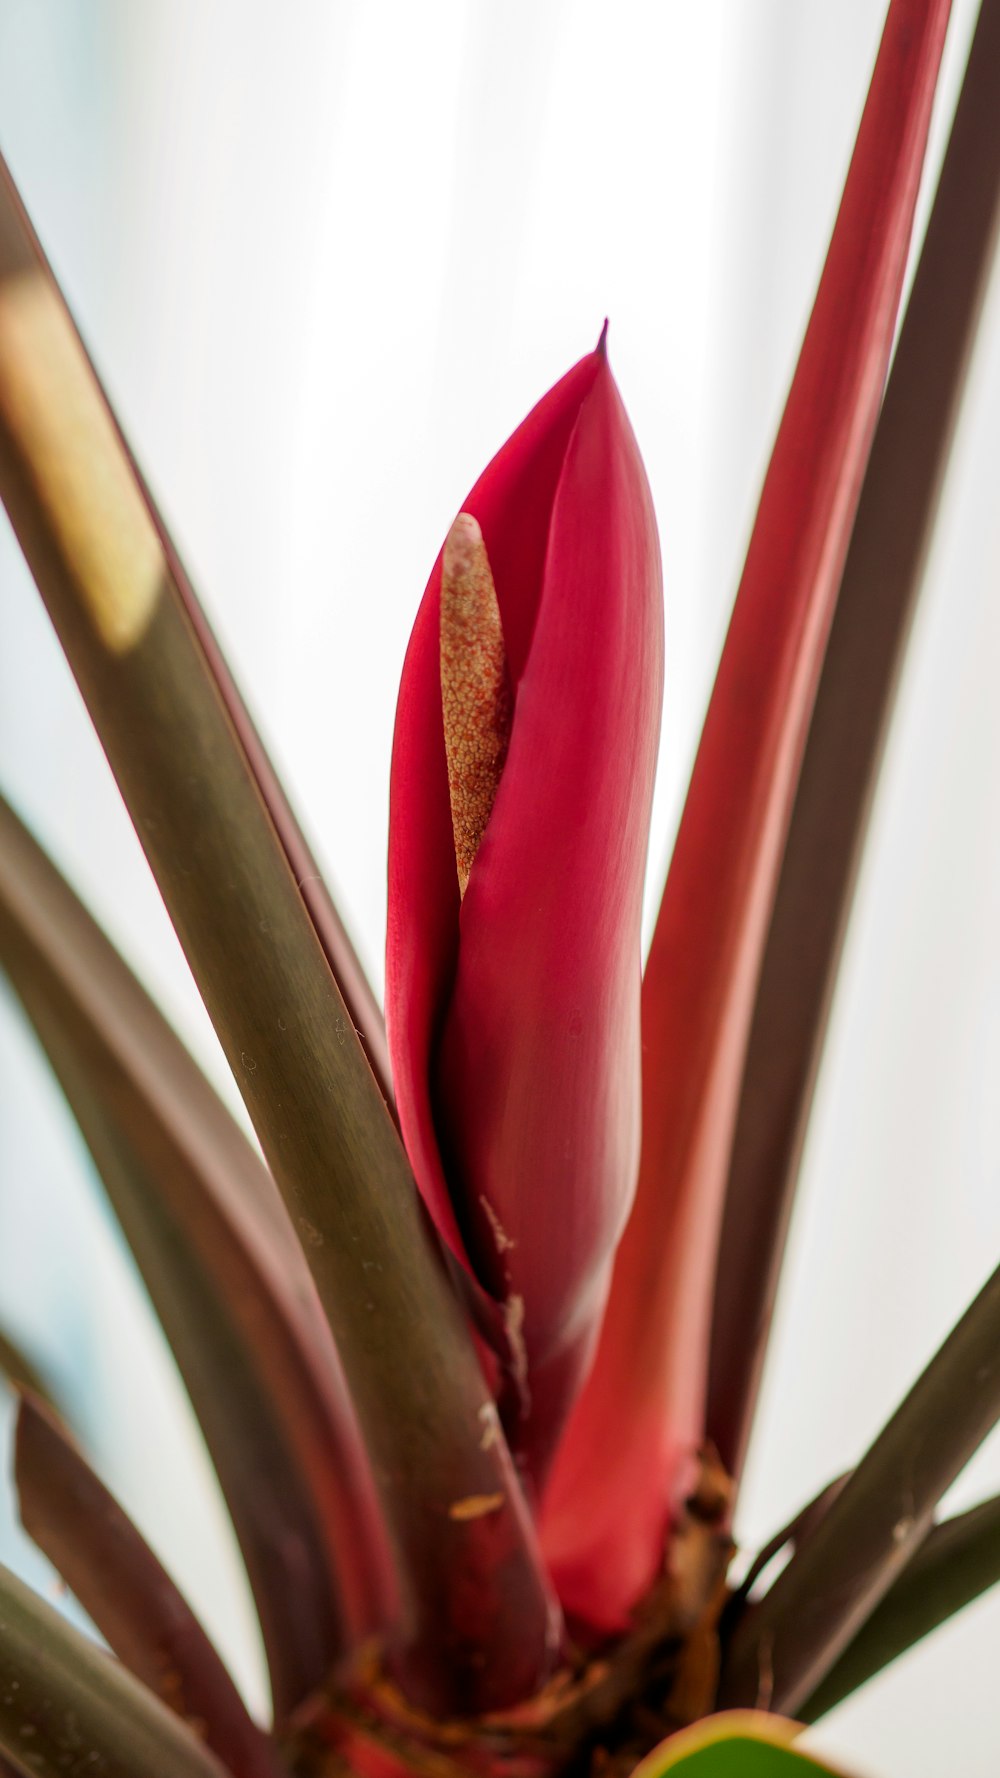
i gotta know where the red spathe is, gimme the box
[387,345,663,1480]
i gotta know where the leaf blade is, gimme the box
[0,159,556,1711]
[15,1394,284,1778]
[0,1560,230,1778]
[143,516,393,1109]
[801,1494,1000,1721]
[0,789,389,1720]
[719,1259,1000,1714]
[0,1326,59,1413]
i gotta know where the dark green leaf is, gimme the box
[15,1396,286,1778]
[0,790,389,1720]
[0,1559,228,1778]
[143,508,392,1108]
[719,1260,1000,1714]
[801,1494,1000,1720]
[0,163,555,1710]
[708,0,1000,1481]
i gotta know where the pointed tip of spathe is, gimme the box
[596,318,610,359]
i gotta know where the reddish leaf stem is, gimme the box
[708,0,1000,1481]
[542,0,953,1631]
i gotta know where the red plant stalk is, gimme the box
[387,334,664,1484]
[541,0,952,1632]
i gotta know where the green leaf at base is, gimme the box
[633,1712,854,1776]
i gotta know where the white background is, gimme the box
[0,3,998,1773]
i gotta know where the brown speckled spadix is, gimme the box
[440,512,512,896]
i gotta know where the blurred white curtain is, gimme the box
[0,1,996,1768]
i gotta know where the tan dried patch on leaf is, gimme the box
[479,1193,516,1255]
[447,1492,506,1522]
